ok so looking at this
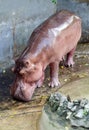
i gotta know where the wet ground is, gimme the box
[0,43,89,130]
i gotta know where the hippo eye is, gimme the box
[25,61,29,66]
[24,61,29,68]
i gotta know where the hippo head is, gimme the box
[10,58,43,101]
[10,76,37,101]
[12,58,43,83]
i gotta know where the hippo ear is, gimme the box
[23,59,31,67]
[24,60,29,66]
[19,63,35,75]
[24,59,35,69]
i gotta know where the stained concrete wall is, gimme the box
[0,0,89,70]
[0,0,56,70]
[57,0,89,43]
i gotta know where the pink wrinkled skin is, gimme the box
[10,10,82,101]
[10,77,37,101]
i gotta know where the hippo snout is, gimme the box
[10,80,37,101]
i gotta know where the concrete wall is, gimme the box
[57,0,89,43]
[0,0,89,70]
[0,0,56,70]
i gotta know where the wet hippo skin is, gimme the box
[10,10,82,101]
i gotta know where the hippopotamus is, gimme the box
[10,10,81,101]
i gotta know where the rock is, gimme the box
[85,103,89,109]
[70,105,77,112]
[74,109,84,119]
[39,92,89,130]
[80,98,88,108]
[67,102,74,110]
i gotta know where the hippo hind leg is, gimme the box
[49,61,60,88]
[65,47,76,67]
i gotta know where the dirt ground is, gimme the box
[0,43,89,130]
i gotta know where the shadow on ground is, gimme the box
[0,69,14,102]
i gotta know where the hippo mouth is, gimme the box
[10,80,37,101]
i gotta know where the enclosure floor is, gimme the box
[0,43,89,130]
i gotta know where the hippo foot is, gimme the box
[48,78,61,88]
[65,58,74,67]
[37,79,43,87]
[36,75,44,88]
[36,72,45,87]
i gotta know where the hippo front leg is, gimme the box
[36,72,45,87]
[49,61,60,88]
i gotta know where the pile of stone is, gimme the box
[47,92,89,129]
